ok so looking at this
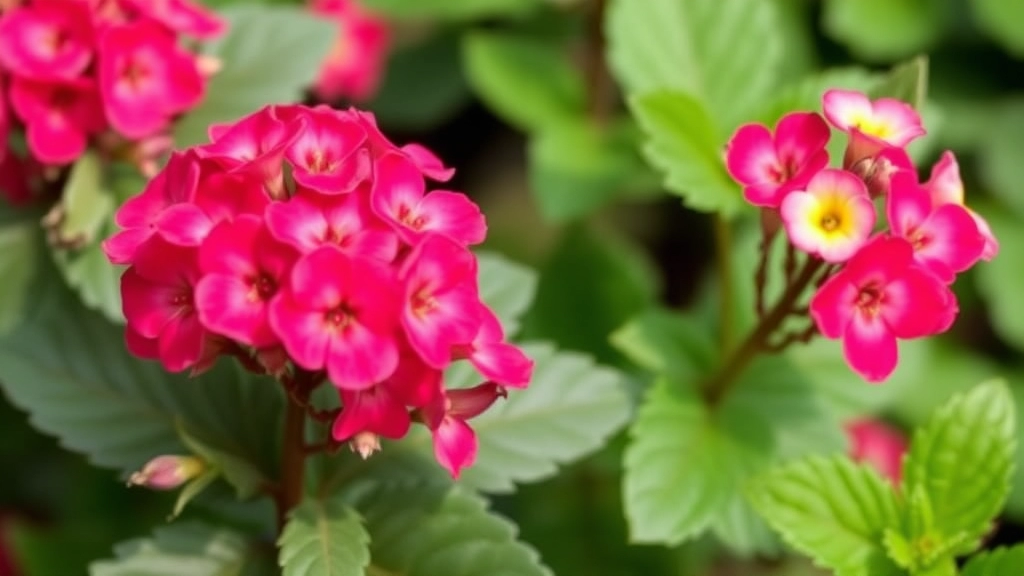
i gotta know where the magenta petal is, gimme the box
[325,323,398,389]
[332,386,411,440]
[371,151,425,224]
[155,203,213,246]
[402,143,455,181]
[265,196,329,253]
[198,216,260,276]
[125,324,160,360]
[157,313,207,373]
[471,342,534,388]
[432,416,478,479]
[103,228,152,265]
[195,274,274,347]
[725,123,776,186]
[843,315,898,383]
[886,172,931,238]
[918,204,985,278]
[810,275,856,339]
[418,191,487,245]
[775,112,830,164]
[268,294,330,372]
[121,267,181,338]
[882,268,956,339]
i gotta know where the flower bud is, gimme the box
[128,455,206,490]
[446,382,507,421]
[846,418,908,484]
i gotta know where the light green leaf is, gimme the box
[822,0,949,62]
[0,268,285,480]
[462,31,583,133]
[869,56,929,111]
[367,30,470,131]
[969,0,1024,58]
[180,425,269,499]
[747,455,903,576]
[979,101,1024,220]
[475,251,538,338]
[623,378,773,544]
[0,222,38,336]
[609,307,717,381]
[903,380,1017,549]
[528,118,658,222]
[174,5,336,147]
[629,91,740,215]
[962,545,1024,576]
[52,217,125,325]
[89,522,275,576]
[606,0,783,133]
[756,67,881,126]
[361,0,542,20]
[59,152,114,243]
[278,494,370,576]
[344,482,551,576]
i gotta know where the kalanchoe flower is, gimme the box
[331,381,412,443]
[845,418,908,485]
[308,0,389,102]
[282,106,369,194]
[887,171,985,283]
[0,1,95,80]
[422,381,507,479]
[781,168,875,263]
[9,77,106,165]
[453,304,533,388]
[822,89,925,167]
[811,236,956,383]
[265,190,397,259]
[923,151,999,261]
[725,111,830,208]
[120,0,226,39]
[128,454,206,490]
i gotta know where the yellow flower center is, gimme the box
[808,192,855,238]
[852,114,893,139]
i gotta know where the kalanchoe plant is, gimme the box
[307,0,390,103]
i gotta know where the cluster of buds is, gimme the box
[726,90,998,383]
[0,0,223,200]
[102,104,533,478]
[307,0,389,103]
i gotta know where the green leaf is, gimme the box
[179,425,269,499]
[962,545,1024,576]
[173,5,336,147]
[969,0,1024,58]
[747,455,903,576]
[609,308,717,381]
[755,67,881,126]
[475,251,538,338]
[869,56,929,111]
[345,482,551,576]
[903,380,1017,549]
[606,0,783,133]
[630,91,740,215]
[172,468,221,519]
[366,29,470,131]
[278,494,370,576]
[59,152,114,243]
[462,31,583,133]
[0,222,38,336]
[0,268,285,481]
[51,217,125,325]
[979,101,1024,220]
[361,0,543,20]
[822,0,949,62]
[528,118,658,222]
[90,522,275,576]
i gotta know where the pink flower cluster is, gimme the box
[102,104,533,478]
[0,0,222,170]
[726,90,998,383]
[307,0,389,103]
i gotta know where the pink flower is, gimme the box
[354,110,455,182]
[371,152,486,245]
[811,236,956,383]
[725,111,830,208]
[780,168,875,262]
[822,89,925,167]
[120,235,215,373]
[845,418,908,485]
[269,246,401,389]
[8,77,105,165]
[400,234,482,368]
[887,171,985,283]
[97,19,204,138]
[923,151,999,261]
[453,304,533,388]
[308,0,389,102]
[422,381,507,479]
[264,189,397,260]
[154,169,269,247]
[0,1,94,80]
[331,380,412,442]
[195,216,297,348]
[119,0,226,39]
[284,106,370,194]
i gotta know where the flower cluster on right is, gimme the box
[725,90,998,383]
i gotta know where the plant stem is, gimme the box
[703,256,824,406]
[714,215,735,351]
[276,373,312,533]
[584,0,614,127]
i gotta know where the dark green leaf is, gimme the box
[979,101,1024,220]
[278,494,370,576]
[0,222,38,336]
[822,0,949,62]
[969,0,1024,58]
[180,425,269,499]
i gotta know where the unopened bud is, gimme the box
[446,382,507,421]
[350,432,380,460]
[128,455,206,490]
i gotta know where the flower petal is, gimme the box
[843,314,898,383]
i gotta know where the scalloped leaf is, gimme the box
[0,221,38,336]
[475,251,537,338]
[962,545,1024,576]
[89,521,276,576]
[747,455,903,576]
[278,495,370,576]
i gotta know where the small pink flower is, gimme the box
[887,171,985,283]
[0,1,94,80]
[128,454,207,490]
[923,151,999,261]
[400,234,482,368]
[264,189,398,260]
[453,304,533,388]
[811,236,956,383]
[422,381,507,479]
[98,19,204,138]
[845,418,908,485]
[195,216,297,348]
[269,246,401,389]
[371,152,485,246]
[8,77,105,165]
[154,169,269,247]
[331,381,412,442]
[284,106,369,194]
[308,0,389,102]
[354,110,455,182]
[822,89,925,167]
[120,235,215,373]
[780,168,875,263]
[725,111,830,208]
[119,0,226,39]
